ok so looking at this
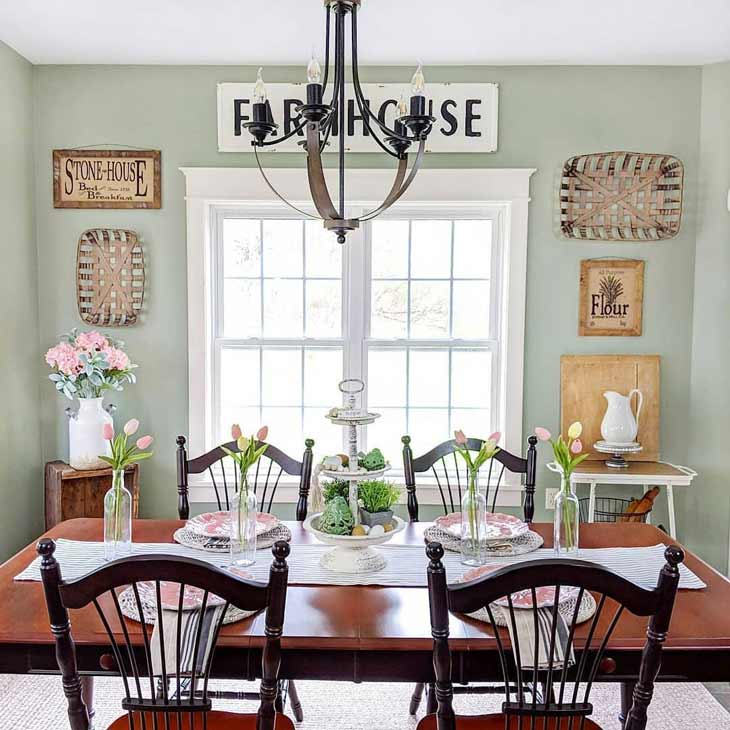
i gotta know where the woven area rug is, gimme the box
[2,674,728,729]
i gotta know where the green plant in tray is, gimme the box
[358,480,400,514]
[322,479,350,504]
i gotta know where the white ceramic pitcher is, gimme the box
[600,389,643,444]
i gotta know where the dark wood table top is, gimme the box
[1,518,729,653]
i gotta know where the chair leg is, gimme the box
[81,677,95,729]
[619,680,636,728]
[425,682,438,714]
[288,679,304,722]
[274,679,287,713]
[409,682,426,715]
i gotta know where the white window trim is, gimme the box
[181,167,535,506]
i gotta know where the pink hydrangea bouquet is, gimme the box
[45,329,137,400]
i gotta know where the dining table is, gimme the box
[2,518,730,721]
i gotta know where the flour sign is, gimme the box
[217,83,498,153]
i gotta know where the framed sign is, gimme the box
[579,259,644,336]
[217,82,498,153]
[53,149,161,209]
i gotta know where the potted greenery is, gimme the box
[358,480,401,527]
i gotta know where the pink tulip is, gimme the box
[534,427,551,442]
[571,438,583,454]
[488,431,501,443]
[136,435,154,450]
[102,423,114,440]
[454,429,467,445]
[231,423,242,440]
[123,419,139,436]
[256,425,269,442]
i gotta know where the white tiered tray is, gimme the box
[320,464,392,481]
[304,514,406,573]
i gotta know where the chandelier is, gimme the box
[243,0,434,244]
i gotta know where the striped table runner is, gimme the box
[15,539,705,590]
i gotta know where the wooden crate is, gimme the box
[560,355,660,462]
[45,461,140,529]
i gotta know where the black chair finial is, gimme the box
[176,435,186,447]
[426,541,444,564]
[37,538,56,560]
[272,540,291,563]
[401,434,411,445]
[664,545,685,569]
[305,438,315,449]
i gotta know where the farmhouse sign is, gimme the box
[53,149,161,209]
[579,259,644,337]
[218,82,498,153]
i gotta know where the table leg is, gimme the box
[619,680,636,728]
[588,482,597,522]
[667,484,677,539]
[81,676,94,728]
[644,484,652,524]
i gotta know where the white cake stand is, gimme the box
[594,441,643,469]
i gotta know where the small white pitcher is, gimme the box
[600,389,643,444]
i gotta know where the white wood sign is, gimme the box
[217,83,498,154]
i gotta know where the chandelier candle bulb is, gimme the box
[410,64,426,116]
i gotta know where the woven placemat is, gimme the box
[468,590,597,627]
[118,585,256,626]
[423,525,544,557]
[173,524,292,553]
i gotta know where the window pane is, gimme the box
[410,281,449,338]
[452,281,490,339]
[304,348,343,406]
[409,408,450,449]
[366,407,406,457]
[306,280,341,337]
[410,220,451,279]
[371,281,407,338]
[261,407,302,456]
[371,220,409,279]
[451,350,492,408]
[263,220,303,277]
[367,349,406,407]
[223,280,261,337]
[262,348,302,406]
[263,279,303,337]
[304,407,342,455]
[453,220,492,279]
[220,348,260,406]
[450,408,492,440]
[305,221,342,277]
[223,219,261,278]
[409,350,449,407]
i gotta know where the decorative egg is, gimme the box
[336,453,350,467]
[383,522,394,532]
[360,524,371,534]
[369,524,385,537]
[351,525,367,537]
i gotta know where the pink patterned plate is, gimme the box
[186,511,279,539]
[434,512,530,541]
[461,564,580,609]
[135,570,253,611]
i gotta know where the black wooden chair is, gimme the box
[419,541,684,730]
[37,538,294,730]
[175,435,313,722]
[176,436,315,522]
[402,435,538,524]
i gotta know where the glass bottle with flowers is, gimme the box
[534,422,589,555]
[99,419,153,560]
[45,329,138,470]
[222,424,269,567]
[454,429,501,566]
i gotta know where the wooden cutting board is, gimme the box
[560,355,660,462]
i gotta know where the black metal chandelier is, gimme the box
[243,0,434,244]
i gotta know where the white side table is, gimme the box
[567,461,697,539]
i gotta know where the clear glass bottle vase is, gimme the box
[460,473,487,566]
[104,469,133,561]
[230,476,258,568]
[554,475,580,555]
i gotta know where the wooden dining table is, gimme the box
[1,518,730,718]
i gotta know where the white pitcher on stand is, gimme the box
[600,389,643,444]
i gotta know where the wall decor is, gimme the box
[53,149,161,209]
[560,151,683,241]
[579,259,644,336]
[76,229,145,326]
[560,354,660,462]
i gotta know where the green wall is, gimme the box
[0,41,43,557]
[30,64,702,541]
[687,62,730,570]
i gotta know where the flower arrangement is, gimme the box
[221,424,269,493]
[454,430,501,480]
[100,419,153,559]
[45,328,137,400]
[534,422,589,553]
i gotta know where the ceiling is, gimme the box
[2,0,729,66]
